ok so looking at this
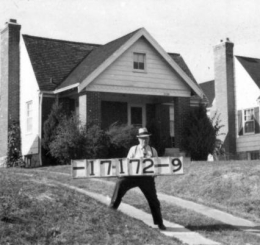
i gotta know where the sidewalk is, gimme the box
[92,178,260,237]
[52,180,221,245]
[37,170,260,243]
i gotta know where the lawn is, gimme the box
[1,159,260,245]
[0,169,181,245]
[156,160,260,223]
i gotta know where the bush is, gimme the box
[84,124,110,159]
[49,115,110,164]
[106,123,138,158]
[6,121,24,168]
[180,103,223,161]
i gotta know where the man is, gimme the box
[109,127,166,230]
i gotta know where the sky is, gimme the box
[0,0,259,83]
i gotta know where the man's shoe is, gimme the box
[158,224,166,230]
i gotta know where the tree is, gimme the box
[180,103,223,161]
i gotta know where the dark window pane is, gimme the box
[134,62,138,69]
[131,107,142,126]
[139,63,144,70]
[245,121,254,133]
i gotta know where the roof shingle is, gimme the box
[199,80,215,107]
[56,28,141,90]
[236,56,260,89]
[23,35,100,91]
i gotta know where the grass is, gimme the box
[156,160,260,223]
[2,159,260,244]
[0,169,181,245]
[35,160,260,223]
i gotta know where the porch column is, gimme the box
[79,93,87,125]
[174,97,190,148]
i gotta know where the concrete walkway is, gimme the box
[34,170,260,243]
[52,180,221,245]
[92,178,260,237]
[158,193,260,237]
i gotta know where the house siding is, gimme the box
[20,36,40,156]
[237,134,260,152]
[235,58,260,154]
[86,37,191,97]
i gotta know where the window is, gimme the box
[26,101,33,133]
[244,108,255,133]
[133,53,145,71]
[248,151,260,160]
[128,104,146,128]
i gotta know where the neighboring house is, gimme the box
[200,39,260,160]
[0,19,204,166]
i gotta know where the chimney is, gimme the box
[214,39,236,158]
[0,19,21,158]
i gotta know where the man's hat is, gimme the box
[137,127,151,138]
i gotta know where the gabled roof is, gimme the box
[236,56,260,89]
[55,28,204,98]
[23,29,204,98]
[23,35,100,91]
[168,53,198,85]
[55,28,141,92]
[199,80,215,107]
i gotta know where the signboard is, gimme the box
[71,157,183,179]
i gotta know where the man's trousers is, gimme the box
[109,176,164,226]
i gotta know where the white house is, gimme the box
[0,19,204,166]
[200,39,260,160]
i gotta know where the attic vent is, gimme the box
[50,78,58,85]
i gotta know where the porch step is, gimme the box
[164,148,180,156]
[164,148,191,163]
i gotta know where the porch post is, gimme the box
[79,93,87,125]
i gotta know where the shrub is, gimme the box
[49,115,110,164]
[106,123,138,158]
[84,124,110,159]
[6,121,24,168]
[180,103,223,161]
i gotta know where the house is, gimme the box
[0,19,204,166]
[200,39,260,160]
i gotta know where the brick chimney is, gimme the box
[0,19,21,158]
[213,38,236,158]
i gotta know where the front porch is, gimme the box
[58,90,191,156]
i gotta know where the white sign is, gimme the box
[71,157,183,178]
